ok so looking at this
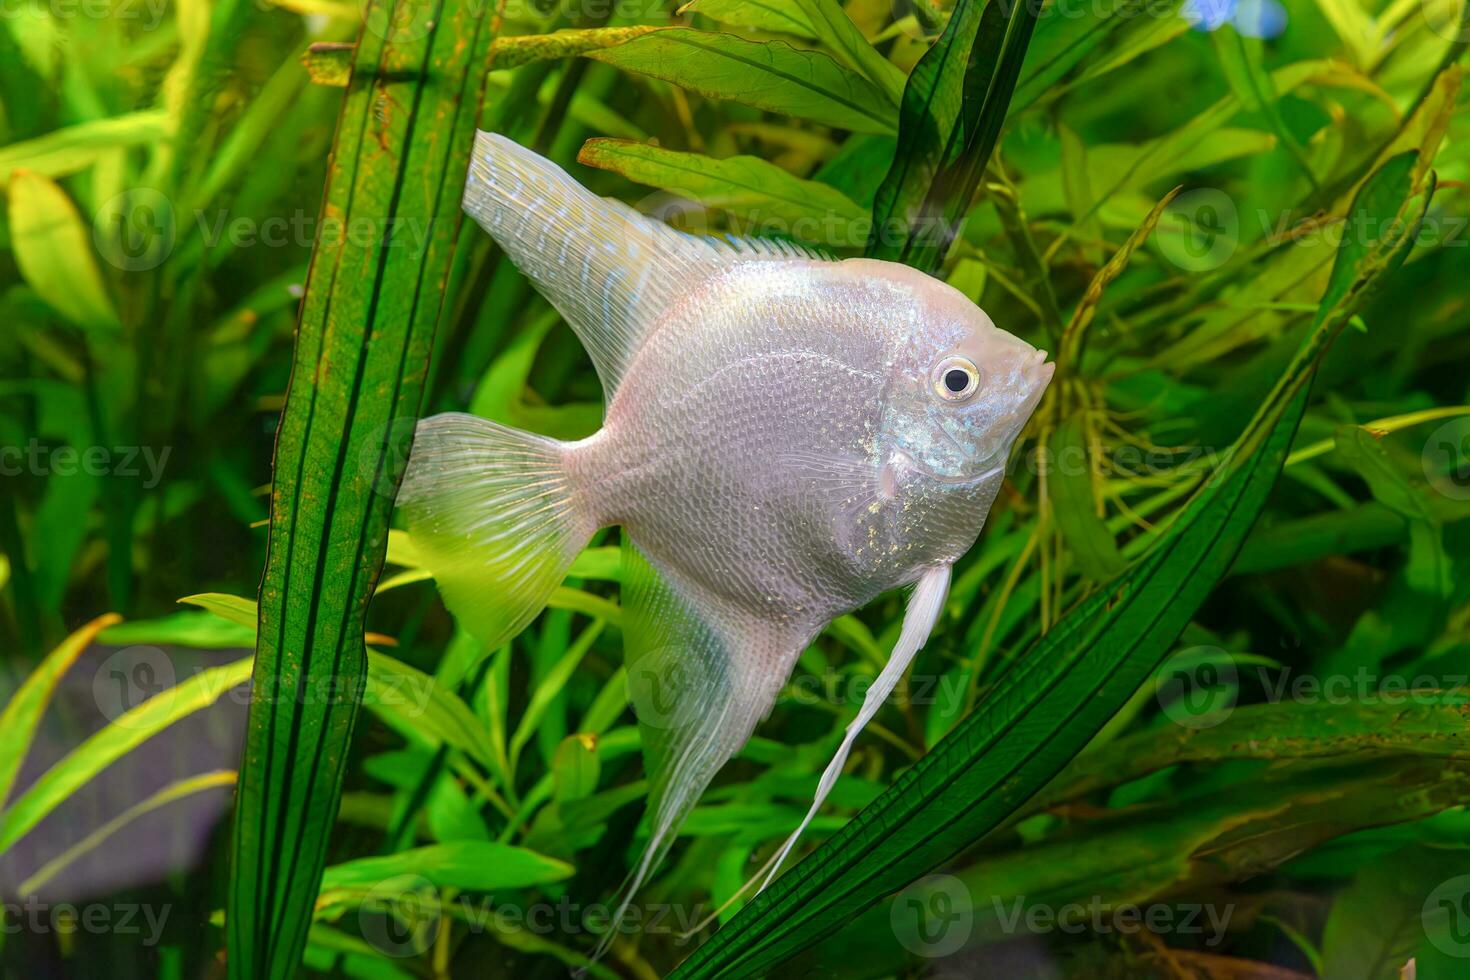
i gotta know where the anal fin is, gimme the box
[592,535,814,962]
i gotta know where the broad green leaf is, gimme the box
[577,138,869,244]
[865,0,1042,273]
[1232,502,1406,575]
[668,147,1430,980]
[6,170,120,331]
[1334,426,1454,597]
[587,29,896,135]
[679,0,821,39]
[365,649,503,781]
[1323,850,1457,980]
[0,613,119,807]
[318,840,573,892]
[1011,0,1184,111]
[787,0,906,106]
[226,3,499,977]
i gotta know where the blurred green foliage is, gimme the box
[2,0,1470,977]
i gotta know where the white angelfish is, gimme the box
[398,131,1054,952]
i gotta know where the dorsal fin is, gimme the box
[462,132,830,395]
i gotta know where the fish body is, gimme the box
[399,133,1052,947]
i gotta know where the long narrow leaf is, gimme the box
[0,613,119,807]
[865,0,1043,273]
[225,3,497,977]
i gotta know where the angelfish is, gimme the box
[399,132,1054,941]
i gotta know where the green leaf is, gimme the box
[0,613,119,807]
[509,621,605,773]
[364,649,504,782]
[1212,27,1319,189]
[317,840,573,893]
[301,42,352,87]
[679,0,821,40]
[587,29,897,135]
[667,146,1430,980]
[6,170,120,331]
[0,656,254,857]
[98,611,257,649]
[552,734,602,804]
[1011,0,1184,111]
[225,3,499,977]
[786,0,906,106]
[180,592,258,628]
[18,770,237,895]
[1047,416,1125,581]
[304,925,417,980]
[1334,426,1453,597]
[577,138,869,244]
[1034,692,1470,811]
[0,111,169,181]
[1232,502,1406,575]
[1322,849,1455,980]
[865,0,1043,273]
[488,26,665,70]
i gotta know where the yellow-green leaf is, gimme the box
[7,171,120,330]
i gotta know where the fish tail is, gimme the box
[397,413,595,650]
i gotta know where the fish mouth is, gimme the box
[1023,349,1055,400]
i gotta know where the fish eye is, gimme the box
[933,356,980,401]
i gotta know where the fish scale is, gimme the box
[397,131,1053,962]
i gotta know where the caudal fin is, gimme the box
[397,413,595,650]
